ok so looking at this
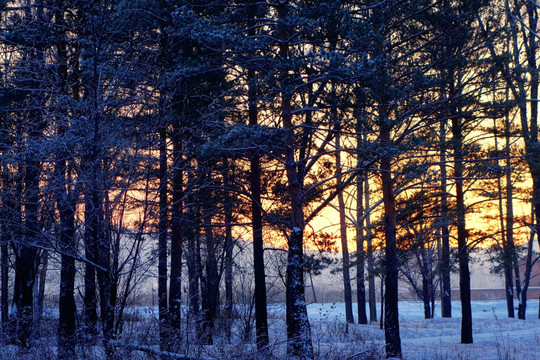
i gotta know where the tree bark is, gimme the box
[277,2,313,358]
[336,132,354,324]
[169,124,183,343]
[365,177,377,323]
[356,170,367,325]
[439,118,452,318]
[247,0,269,348]
[381,127,402,358]
[158,125,169,351]
[452,114,473,344]
[201,207,219,345]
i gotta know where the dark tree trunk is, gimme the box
[158,125,169,351]
[1,238,7,330]
[518,204,535,320]
[13,138,41,349]
[35,252,47,331]
[380,127,402,358]
[452,115,473,344]
[277,2,313,358]
[83,188,98,336]
[439,119,452,318]
[505,110,521,319]
[247,1,269,348]
[356,172,367,325]
[169,124,183,343]
[201,209,219,345]
[336,133,354,324]
[13,246,38,349]
[54,110,78,359]
[186,206,201,333]
[365,177,377,323]
[421,258,431,320]
[223,182,234,341]
[57,202,77,359]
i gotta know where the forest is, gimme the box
[0,0,539,359]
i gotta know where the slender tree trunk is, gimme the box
[493,114,514,318]
[158,125,169,351]
[247,1,269,348]
[1,237,7,330]
[169,124,183,344]
[420,250,432,320]
[505,112,521,317]
[356,170,367,325]
[83,186,98,337]
[201,208,219,345]
[452,114,473,344]
[366,177,377,323]
[277,2,313,358]
[518,205,536,320]
[223,180,234,341]
[35,251,47,331]
[336,132,354,324]
[379,275,384,330]
[186,204,201,334]
[439,119,452,318]
[380,126,402,358]
[14,135,41,349]
[57,196,76,360]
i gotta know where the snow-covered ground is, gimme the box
[37,300,540,359]
[285,300,540,359]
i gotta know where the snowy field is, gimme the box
[8,300,538,359]
[278,300,540,359]
[118,300,540,359]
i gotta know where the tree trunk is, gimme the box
[1,238,7,330]
[158,125,169,351]
[35,252,47,330]
[518,205,535,320]
[336,132,354,324]
[247,0,269,347]
[186,205,201,334]
[223,182,234,341]
[452,114,473,344]
[57,204,76,360]
[169,124,183,344]
[380,127,402,358]
[365,177,377,323]
[201,208,219,345]
[83,187,98,337]
[439,118,452,318]
[277,2,313,358]
[13,136,41,349]
[356,170,367,325]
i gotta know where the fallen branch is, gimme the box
[121,343,217,360]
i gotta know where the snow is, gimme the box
[37,300,538,359]
[295,300,540,359]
